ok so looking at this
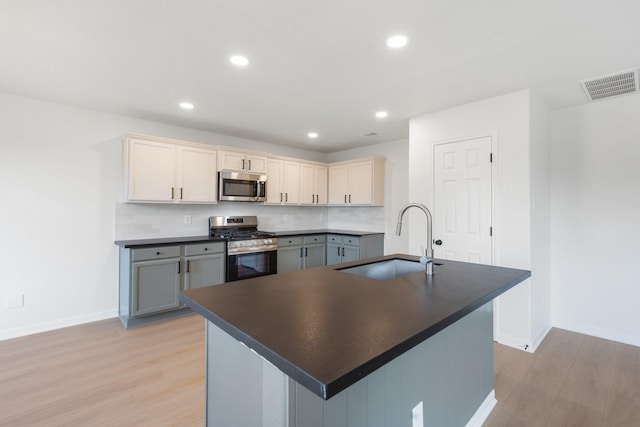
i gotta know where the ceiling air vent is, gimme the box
[580,69,639,101]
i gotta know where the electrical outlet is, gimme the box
[5,294,24,309]
[184,215,192,225]
[412,401,423,427]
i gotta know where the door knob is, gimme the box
[434,239,443,246]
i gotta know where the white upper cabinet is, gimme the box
[124,134,384,207]
[124,136,217,204]
[266,159,301,205]
[266,159,284,204]
[177,146,218,203]
[328,158,385,206]
[300,163,328,205]
[219,150,267,174]
[127,138,176,202]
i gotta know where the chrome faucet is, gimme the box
[396,202,434,275]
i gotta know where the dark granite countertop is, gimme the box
[114,229,382,248]
[180,254,530,400]
[114,235,226,248]
[265,229,384,237]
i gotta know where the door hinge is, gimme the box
[489,153,493,163]
[489,226,493,236]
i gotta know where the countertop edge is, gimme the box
[181,257,531,400]
[323,268,530,398]
[115,229,383,248]
[180,293,328,398]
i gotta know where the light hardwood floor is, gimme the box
[1,315,638,426]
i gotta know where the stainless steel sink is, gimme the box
[337,258,425,280]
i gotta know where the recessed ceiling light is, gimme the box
[386,35,408,48]
[307,132,318,139]
[375,111,388,118]
[179,102,194,110]
[230,55,250,66]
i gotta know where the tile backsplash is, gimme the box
[114,202,383,240]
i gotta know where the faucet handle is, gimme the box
[419,255,432,265]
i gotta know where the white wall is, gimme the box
[550,94,640,347]
[0,93,330,339]
[529,92,552,347]
[326,139,409,255]
[408,90,551,350]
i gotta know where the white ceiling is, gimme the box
[2,0,639,152]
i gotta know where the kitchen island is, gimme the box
[180,254,530,427]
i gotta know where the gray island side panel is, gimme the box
[205,302,494,427]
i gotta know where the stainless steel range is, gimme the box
[209,216,278,282]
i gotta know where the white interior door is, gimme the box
[433,137,492,264]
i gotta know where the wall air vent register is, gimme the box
[580,68,639,101]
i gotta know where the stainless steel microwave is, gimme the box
[218,171,267,202]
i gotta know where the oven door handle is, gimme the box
[227,247,278,255]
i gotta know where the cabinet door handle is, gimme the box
[349,194,351,203]
[344,194,347,203]
[186,260,190,273]
[171,187,175,199]
[180,188,183,200]
[342,247,345,257]
[316,194,319,203]
[285,193,288,202]
[280,193,283,202]
[305,247,308,257]
[248,159,251,170]
[337,247,341,256]
[242,159,246,170]
[312,193,314,203]
[177,261,181,274]
[300,247,303,257]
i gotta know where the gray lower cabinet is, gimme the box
[184,243,226,291]
[131,257,182,316]
[326,234,384,265]
[278,235,328,273]
[277,236,304,273]
[119,241,225,328]
[279,233,383,272]
[303,235,326,268]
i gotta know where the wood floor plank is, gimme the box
[0,315,205,427]
[1,317,638,427]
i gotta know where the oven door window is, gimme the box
[228,251,277,282]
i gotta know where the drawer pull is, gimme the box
[204,247,208,251]
[156,251,161,255]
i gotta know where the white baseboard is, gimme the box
[495,332,531,352]
[552,320,640,348]
[530,324,552,353]
[466,389,497,427]
[0,309,118,341]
